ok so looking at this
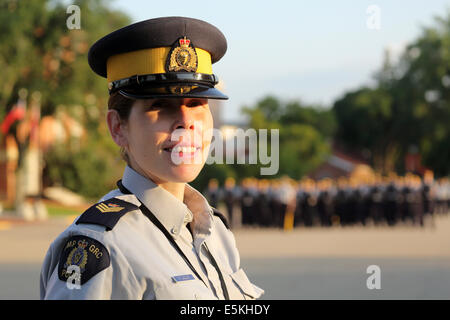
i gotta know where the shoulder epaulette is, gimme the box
[76,197,140,231]
[211,207,230,229]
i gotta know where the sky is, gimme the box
[110,0,450,123]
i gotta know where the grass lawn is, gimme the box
[45,201,91,217]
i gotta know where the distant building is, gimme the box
[309,148,375,181]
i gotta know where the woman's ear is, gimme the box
[106,109,128,148]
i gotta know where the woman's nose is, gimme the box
[172,104,196,131]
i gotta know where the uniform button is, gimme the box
[171,226,179,234]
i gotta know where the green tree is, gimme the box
[280,101,336,138]
[241,95,331,179]
[0,0,130,117]
[333,11,450,176]
[0,0,131,199]
[393,12,450,176]
[279,124,330,178]
[333,87,398,173]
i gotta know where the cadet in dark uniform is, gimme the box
[248,178,261,226]
[354,181,370,226]
[369,180,384,225]
[240,178,255,226]
[346,179,359,225]
[421,171,435,217]
[204,178,220,209]
[222,177,238,227]
[293,181,305,227]
[302,179,318,227]
[268,180,283,228]
[383,180,398,226]
[394,177,405,224]
[400,180,413,223]
[317,179,334,227]
[335,177,349,226]
[410,175,424,226]
[255,179,272,227]
[421,182,434,217]
[40,17,263,300]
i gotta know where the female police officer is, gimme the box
[40,16,263,300]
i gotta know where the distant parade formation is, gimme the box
[203,173,450,229]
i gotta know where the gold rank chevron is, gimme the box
[96,202,125,213]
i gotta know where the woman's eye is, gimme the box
[188,100,206,108]
[147,102,166,110]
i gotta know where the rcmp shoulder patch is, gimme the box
[58,235,110,285]
[212,207,230,229]
[76,197,139,231]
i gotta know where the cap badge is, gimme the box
[169,85,194,95]
[166,37,198,72]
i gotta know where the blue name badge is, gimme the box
[172,274,195,283]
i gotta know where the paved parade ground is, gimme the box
[1,213,449,299]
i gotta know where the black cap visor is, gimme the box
[118,83,228,100]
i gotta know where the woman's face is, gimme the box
[119,97,213,184]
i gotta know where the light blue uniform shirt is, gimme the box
[40,166,263,300]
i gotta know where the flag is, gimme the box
[1,98,26,135]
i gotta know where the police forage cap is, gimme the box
[88,16,228,100]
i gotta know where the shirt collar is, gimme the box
[184,183,214,237]
[121,166,212,239]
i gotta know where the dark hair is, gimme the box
[108,91,134,120]
[107,92,135,163]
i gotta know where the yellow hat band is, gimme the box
[106,47,213,82]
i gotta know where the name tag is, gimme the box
[172,274,195,283]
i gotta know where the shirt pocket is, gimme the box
[154,279,216,300]
[229,268,264,300]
